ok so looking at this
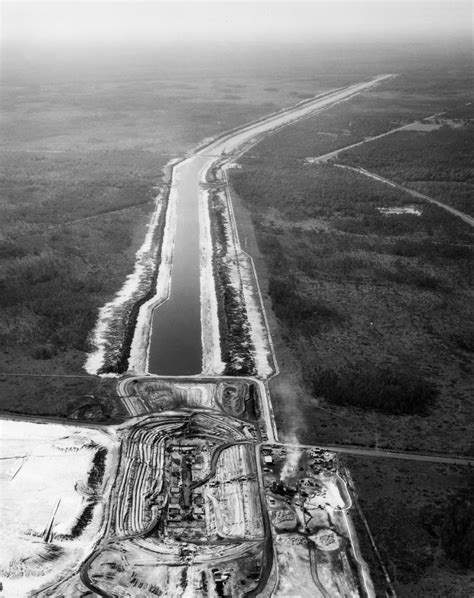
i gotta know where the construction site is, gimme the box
[15,377,370,597]
[0,377,373,597]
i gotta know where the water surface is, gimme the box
[148,157,207,375]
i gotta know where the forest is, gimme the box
[439,482,474,570]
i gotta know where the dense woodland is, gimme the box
[308,364,436,415]
[439,483,474,570]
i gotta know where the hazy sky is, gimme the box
[2,1,472,47]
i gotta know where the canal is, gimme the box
[146,76,390,375]
[147,156,207,375]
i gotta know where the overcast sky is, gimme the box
[2,1,472,47]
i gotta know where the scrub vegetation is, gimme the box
[0,151,158,356]
[346,457,474,597]
[229,64,473,456]
[342,123,474,216]
[230,61,473,595]
[0,52,356,417]
[209,192,256,376]
[231,163,472,430]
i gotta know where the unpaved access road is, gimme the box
[213,75,394,157]
[305,111,444,165]
[337,164,474,227]
[275,442,474,466]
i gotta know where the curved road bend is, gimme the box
[147,74,394,375]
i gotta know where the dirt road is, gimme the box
[305,111,444,164]
[337,164,474,227]
[273,441,474,465]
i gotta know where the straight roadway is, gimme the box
[270,441,474,466]
[305,111,445,165]
[337,164,474,227]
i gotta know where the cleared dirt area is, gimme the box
[0,420,117,597]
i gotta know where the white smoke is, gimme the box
[280,433,301,483]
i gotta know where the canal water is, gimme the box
[147,156,207,375]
